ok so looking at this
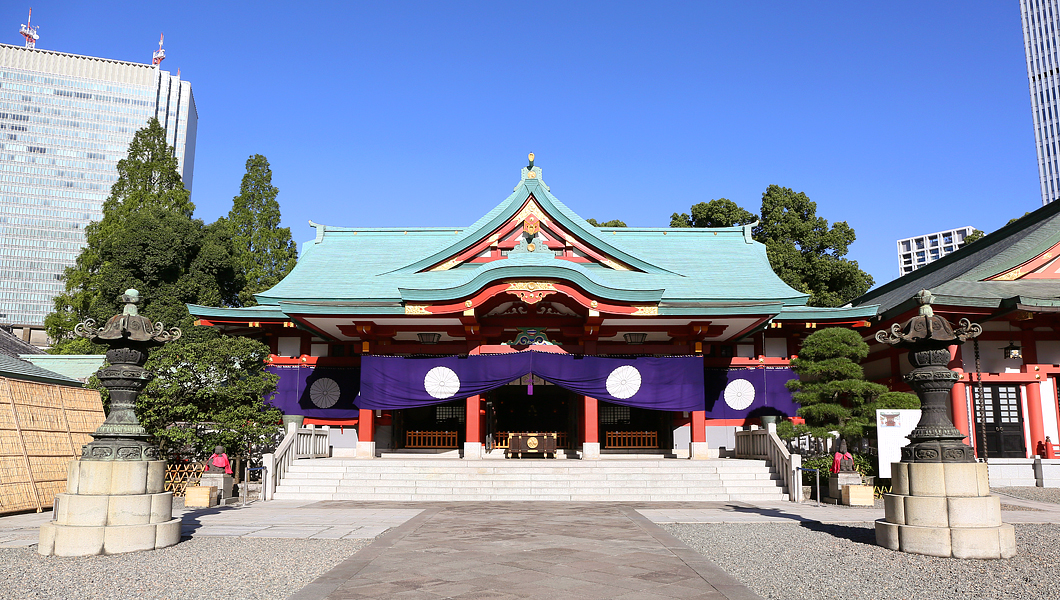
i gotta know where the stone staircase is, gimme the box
[270,457,788,502]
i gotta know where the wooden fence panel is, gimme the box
[604,430,659,449]
[0,376,104,515]
[405,431,459,448]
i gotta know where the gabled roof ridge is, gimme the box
[378,172,681,276]
[852,198,1060,312]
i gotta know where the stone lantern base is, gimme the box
[875,462,1016,559]
[38,459,182,556]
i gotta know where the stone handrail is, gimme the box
[735,427,801,502]
[262,423,330,501]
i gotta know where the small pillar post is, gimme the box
[464,395,482,459]
[582,396,600,459]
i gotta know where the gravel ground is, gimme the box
[994,486,1060,505]
[0,536,370,600]
[665,522,1060,600]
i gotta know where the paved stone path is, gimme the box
[291,502,762,600]
[3,496,1059,599]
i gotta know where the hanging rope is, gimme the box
[974,338,988,460]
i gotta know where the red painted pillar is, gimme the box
[691,411,706,443]
[358,409,374,442]
[466,395,482,444]
[1026,380,1046,456]
[950,369,969,442]
[583,396,598,444]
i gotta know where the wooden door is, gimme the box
[973,385,1026,458]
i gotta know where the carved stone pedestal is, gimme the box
[38,460,181,556]
[876,462,1015,559]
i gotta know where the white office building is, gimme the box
[896,227,977,276]
[0,43,196,333]
[1021,0,1060,205]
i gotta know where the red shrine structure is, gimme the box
[189,156,874,459]
[189,156,1060,469]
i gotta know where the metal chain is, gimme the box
[974,338,988,460]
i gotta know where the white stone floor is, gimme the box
[3,492,1058,549]
[0,501,423,548]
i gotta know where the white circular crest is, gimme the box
[606,365,642,399]
[424,366,461,399]
[309,377,341,408]
[724,378,756,410]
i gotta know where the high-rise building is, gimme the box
[1020,0,1060,205]
[896,226,976,276]
[0,42,196,335]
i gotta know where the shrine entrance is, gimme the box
[395,399,465,450]
[598,401,670,451]
[486,376,576,451]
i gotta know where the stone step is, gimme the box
[272,456,788,502]
[296,458,771,468]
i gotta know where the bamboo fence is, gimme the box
[0,377,104,515]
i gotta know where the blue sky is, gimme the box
[3,2,1038,291]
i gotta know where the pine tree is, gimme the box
[224,154,297,306]
[784,328,918,440]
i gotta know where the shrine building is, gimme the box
[189,156,877,460]
[852,198,1060,470]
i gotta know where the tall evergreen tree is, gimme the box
[224,154,297,306]
[45,119,240,353]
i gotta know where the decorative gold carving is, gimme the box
[429,258,461,272]
[631,305,659,316]
[465,300,473,308]
[600,258,631,271]
[405,304,431,315]
[590,300,598,308]
[527,243,536,252]
[505,281,557,305]
[515,199,551,227]
[993,268,1022,281]
[527,437,539,449]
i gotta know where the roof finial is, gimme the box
[528,152,535,170]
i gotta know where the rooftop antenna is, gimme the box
[152,32,165,66]
[19,8,39,49]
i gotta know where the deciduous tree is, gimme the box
[668,187,873,307]
[222,155,297,306]
[137,336,281,458]
[754,185,873,307]
[587,218,628,227]
[669,198,756,228]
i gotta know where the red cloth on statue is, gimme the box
[831,451,852,474]
[208,452,233,474]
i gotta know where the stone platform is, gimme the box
[38,459,181,556]
[272,457,788,502]
[876,461,1016,559]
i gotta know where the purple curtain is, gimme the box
[266,365,361,418]
[357,351,705,411]
[703,367,799,419]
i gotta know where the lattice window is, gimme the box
[435,405,465,424]
[600,405,630,426]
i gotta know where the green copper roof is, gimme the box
[853,199,1060,318]
[0,353,83,387]
[185,164,904,323]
